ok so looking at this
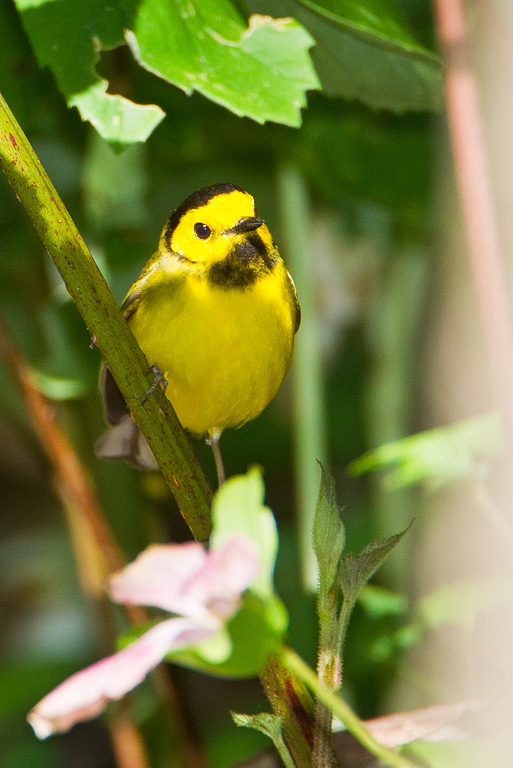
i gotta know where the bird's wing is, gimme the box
[287,270,301,333]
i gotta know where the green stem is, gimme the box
[276,742,297,768]
[0,90,213,542]
[283,648,424,768]
[277,164,328,592]
[313,649,338,767]
[313,587,340,767]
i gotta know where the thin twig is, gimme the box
[0,314,126,579]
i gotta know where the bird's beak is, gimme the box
[225,217,264,236]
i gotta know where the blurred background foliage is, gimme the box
[0,0,503,766]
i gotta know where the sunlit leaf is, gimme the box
[71,85,165,147]
[127,2,319,127]
[13,0,319,144]
[33,372,87,401]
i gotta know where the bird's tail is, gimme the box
[94,414,159,470]
[95,363,159,471]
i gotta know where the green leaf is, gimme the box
[232,710,281,736]
[338,525,410,608]
[120,470,289,678]
[313,463,345,596]
[71,85,165,148]
[127,2,320,127]
[210,467,280,603]
[245,0,443,112]
[348,414,502,489]
[13,0,165,146]
[232,712,295,768]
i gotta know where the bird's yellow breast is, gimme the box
[128,264,296,436]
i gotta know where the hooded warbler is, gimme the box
[95,182,300,482]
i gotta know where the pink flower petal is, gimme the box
[186,537,260,619]
[109,541,208,616]
[109,537,259,620]
[27,618,213,739]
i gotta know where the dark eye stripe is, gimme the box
[194,222,211,240]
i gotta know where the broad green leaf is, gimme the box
[13,0,165,145]
[210,467,280,603]
[338,525,409,608]
[127,1,319,127]
[245,0,443,112]
[14,0,319,144]
[313,464,345,596]
[348,414,502,489]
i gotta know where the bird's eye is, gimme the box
[194,222,211,240]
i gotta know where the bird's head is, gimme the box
[160,183,276,274]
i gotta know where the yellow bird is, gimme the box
[95,183,300,483]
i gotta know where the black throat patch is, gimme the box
[207,232,278,290]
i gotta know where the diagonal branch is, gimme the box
[0,91,316,768]
[0,90,212,542]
